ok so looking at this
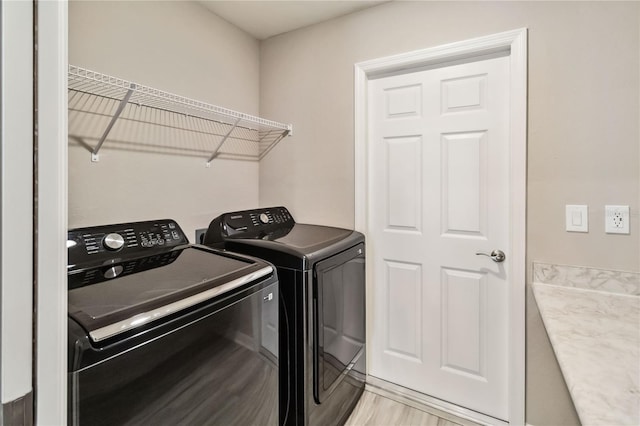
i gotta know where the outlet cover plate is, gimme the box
[605,205,630,234]
[566,205,588,232]
[195,228,208,244]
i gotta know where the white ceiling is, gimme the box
[198,1,388,40]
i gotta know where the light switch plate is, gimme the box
[566,205,588,232]
[605,205,630,234]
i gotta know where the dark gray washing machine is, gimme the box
[67,219,279,425]
[203,207,366,426]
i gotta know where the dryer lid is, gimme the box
[225,224,363,270]
[262,224,352,252]
[204,207,364,270]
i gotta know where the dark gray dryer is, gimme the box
[67,219,279,425]
[203,207,366,426]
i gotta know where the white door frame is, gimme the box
[1,0,34,413]
[36,0,68,424]
[354,28,527,425]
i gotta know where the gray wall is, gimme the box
[259,2,639,425]
[68,1,262,240]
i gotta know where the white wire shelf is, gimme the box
[68,65,292,165]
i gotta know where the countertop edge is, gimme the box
[532,282,640,426]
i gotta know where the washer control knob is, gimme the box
[103,265,124,279]
[103,233,125,251]
[259,213,270,224]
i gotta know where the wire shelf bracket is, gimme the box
[206,116,241,167]
[68,65,292,166]
[91,83,136,162]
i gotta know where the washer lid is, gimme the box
[68,246,273,343]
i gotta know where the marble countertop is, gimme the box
[532,282,640,426]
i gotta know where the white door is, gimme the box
[368,54,510,421]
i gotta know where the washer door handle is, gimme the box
[476,249,506,263]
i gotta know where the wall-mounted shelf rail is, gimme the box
[68,65,292,165]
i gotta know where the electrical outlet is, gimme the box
[605,205,630,234]
[195,228,207,244]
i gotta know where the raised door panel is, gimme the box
[386,136,422,232]
[384,260,423,362]
[440,268,487,380]
[440,131,487,238]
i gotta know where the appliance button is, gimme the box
[103,233,125,251]
[259,213,270,224]
[103,265,124,279]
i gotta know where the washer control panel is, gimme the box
[204,206,294,243]
[68,249,182,288]
[68,219,188,269]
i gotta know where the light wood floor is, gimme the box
[346,391,467,426]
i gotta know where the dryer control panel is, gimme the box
[204,206,295,243]
[68,219,189,269]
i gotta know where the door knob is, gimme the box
[475,249,506,263]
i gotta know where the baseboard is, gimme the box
[365,375,507,426]
[2,391,33,425]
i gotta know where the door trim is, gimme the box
[36,0,68,423]
[354,28,527,425]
